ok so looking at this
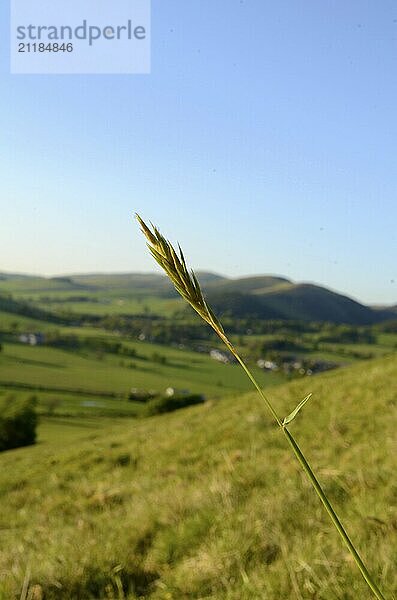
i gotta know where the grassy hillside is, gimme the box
[0,294,69,324]
[257,283,390,324]
[0,355,395,599]
[73,271,226,290]
[205,275,291,294]
[208,284,393,324]
[0,275,88,294]
[0,309,57,333]
[206,291,283,320]
[35,296,181,318]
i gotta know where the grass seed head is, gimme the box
[135,214,226,340]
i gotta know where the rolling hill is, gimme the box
[206,281,395,324]
[0,273,88,294]
[204,275,291,294]
[0,293,69,324]
[71,271,226,294]
[258,283,395,324]
[0,270,395,324]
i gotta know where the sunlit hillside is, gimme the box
[0,354,395,599]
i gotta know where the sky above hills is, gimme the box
[0,1,396,304]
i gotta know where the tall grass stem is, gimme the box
[227,351,386,600]
[136,214,387,600]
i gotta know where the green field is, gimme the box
[0,310,57,332]
[0,340,284,409]
[0,355,395,599]
[31,295,182,318]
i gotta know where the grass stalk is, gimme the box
[136,214,387,599]
[220,344,386,600]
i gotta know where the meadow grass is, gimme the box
[0,355,395,599]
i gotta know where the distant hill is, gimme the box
[194,272,226,284]
[71,272,172,293]
[1,270,395,324]
[205,292,284,320]
[205,275,291,295]
[0,294,71,324]
[257,283,394,324]
[0,272,36,281]
[207,283,395,325]
[0,273,88,293]
[71,271,226,292]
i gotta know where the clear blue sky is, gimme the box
[0,1,396,304]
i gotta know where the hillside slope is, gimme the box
[0,294,68,324]
[207,283,394,324]
[72,272,227,294]
[0,355,395,599]
[258,283,391,324]
[205,275,291,294]
[0,274,88,294]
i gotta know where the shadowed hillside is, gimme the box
[0,294,69,324]
[256,283,393,324]
[206,283,394,324]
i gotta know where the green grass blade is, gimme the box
[282,393,313,426]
